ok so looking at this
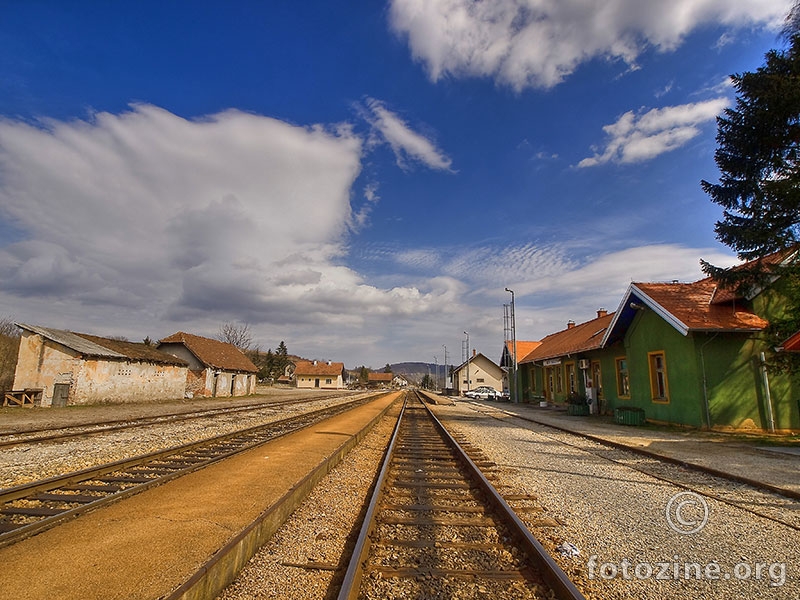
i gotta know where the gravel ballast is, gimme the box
[431,401,798,599]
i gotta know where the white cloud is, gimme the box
[364,98,453,171]
[0,104,461,357]
[388,0,789,91]
[577,98,729,167]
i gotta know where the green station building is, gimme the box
[519,251,800,432]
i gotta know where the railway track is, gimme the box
[0,394,378,548]
[0,393,362,448]
[337,391,584,600]
[465,401,800,533]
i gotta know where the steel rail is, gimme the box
[337,394,407,598]
[337,390,585,600]
[0,394,378,548]
[467,400,800,530]
[0,393,367,447]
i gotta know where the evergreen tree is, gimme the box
[384,363,392,373]
[702,7,800,371]
[275,341,289,375]
[359,366,369,384]
[263,348,275,381]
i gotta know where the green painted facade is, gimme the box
[520,278,800,431]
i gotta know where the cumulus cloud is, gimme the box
[388,0,788,91]
[364,98,453,171]
[577,98,728,167]
[0,104,457,346]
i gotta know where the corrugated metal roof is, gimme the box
[16,323,188,365]
[17,323,126,359]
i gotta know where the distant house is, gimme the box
[367,372,394,387]
[12,324,188,407]
[393,374,409,387]
[452,351,504,396]
[157,332,258,397]
[294,360,345,389]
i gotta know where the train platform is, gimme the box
[0,392,400,600]
[468,399,800,498]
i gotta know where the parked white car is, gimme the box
[464,386,500,400]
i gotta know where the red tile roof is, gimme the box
[782,330,800,352]
[294,360,344,377]
[520,313,614,363]
[709,246,798,305]
[634,280,768,332]
[158,332,258,373]
[505,340,541,361]
[368,372,394,382]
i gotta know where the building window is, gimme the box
[477,378,485,383]
[616,357,630,398]
[565,362,576,394]
[648,351,669,402]
[326,378,332,385]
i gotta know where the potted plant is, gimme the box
[566,392,590,416]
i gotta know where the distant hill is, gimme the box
[389,362,451,386]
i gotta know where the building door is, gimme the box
[52,383,70,407]
[315,378,320,388]
[230,374,236,396]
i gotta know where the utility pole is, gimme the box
[463,331,470,395]
[442,344,448,392]
[505,287,518,404]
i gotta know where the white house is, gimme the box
[452,351,504,396]
[294,360,345,389]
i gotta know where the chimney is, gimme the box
[597,308,607,318]
[327,360,331,365]
[567,320,576,329]
[312,360,317,366]
[472,348,476,357]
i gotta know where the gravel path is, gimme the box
[432,402,798,599]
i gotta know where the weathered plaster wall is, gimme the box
[71,359,187,405]
[12,332,187,406]
[12,332,80,406]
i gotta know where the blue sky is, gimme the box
[0,1,793,368]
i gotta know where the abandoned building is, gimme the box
[157,332,258,397]
[12,323,188,407]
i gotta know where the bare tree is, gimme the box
[217,321,253,351]
[0,318,21,391]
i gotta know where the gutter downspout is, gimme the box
[760,352,776,433]
[699,333,718,430]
